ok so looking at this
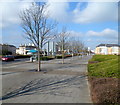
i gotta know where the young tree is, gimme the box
[57,27,69,64]
[19,3,57,71]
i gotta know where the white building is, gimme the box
[16,42,57,56]
[95,44,120,55]
[43,41,56,56]
[16,43,36,55]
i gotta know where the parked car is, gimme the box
[2,55,14,61]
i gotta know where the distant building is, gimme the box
[16,42,57,56]
[43,41,56,56]
[16,43,36,55]
[95,44,120,55]
[0,44,16,55]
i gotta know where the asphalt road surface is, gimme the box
[1,55,93,103]
[2,58,30,65]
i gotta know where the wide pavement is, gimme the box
[1,55,93,103]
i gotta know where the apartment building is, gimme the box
[95,44,120,55]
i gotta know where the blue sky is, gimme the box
[0,0,118,50]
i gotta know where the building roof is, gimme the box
[2,44,16,48]
[97,44,120,47]
[19,45,36,48]
[9,45,16,47]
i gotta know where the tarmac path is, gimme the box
[1,55,92,103]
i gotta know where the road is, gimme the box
[2,58,30,65]
[1,55,93,103]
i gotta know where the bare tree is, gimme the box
[68,38,85,55]
[57,27,69,64]
[19,3,57,71]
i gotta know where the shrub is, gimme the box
[36,56,54,61]
[14,55,31,59]
[55,55,62,59]
[55,55,72,59]
[65,55,72,58]
[2,50,12,55]
[40,56,54,60]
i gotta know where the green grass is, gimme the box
[89,55,118,62]
[88,55,120,78]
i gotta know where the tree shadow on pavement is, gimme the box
[1,75,86,100]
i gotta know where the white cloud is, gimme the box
[89,0,119,2]
[1,0,119,2]
[67,28,118,39]
[73,2,118,24]
[66,28,118,49]
[46,0,71,22]
[65,28,118,45]
[45,1,118,24]
[0,1,118,29]
[0,0,33,28]
[46,0,113,24]
[68,30,83,37]
[86,28,118,39]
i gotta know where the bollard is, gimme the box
[30,57,33,62]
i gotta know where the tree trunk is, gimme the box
[48,41,49,56]
[38,48,41,72]
[62,44,64,64]
[62,51,64,64]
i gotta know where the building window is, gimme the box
[99,48,102,53]
[112,47,118,53]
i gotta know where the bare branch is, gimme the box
[19,2,57,71]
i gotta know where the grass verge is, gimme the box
[88,55,119,104]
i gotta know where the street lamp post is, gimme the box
[88,47,90,55]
